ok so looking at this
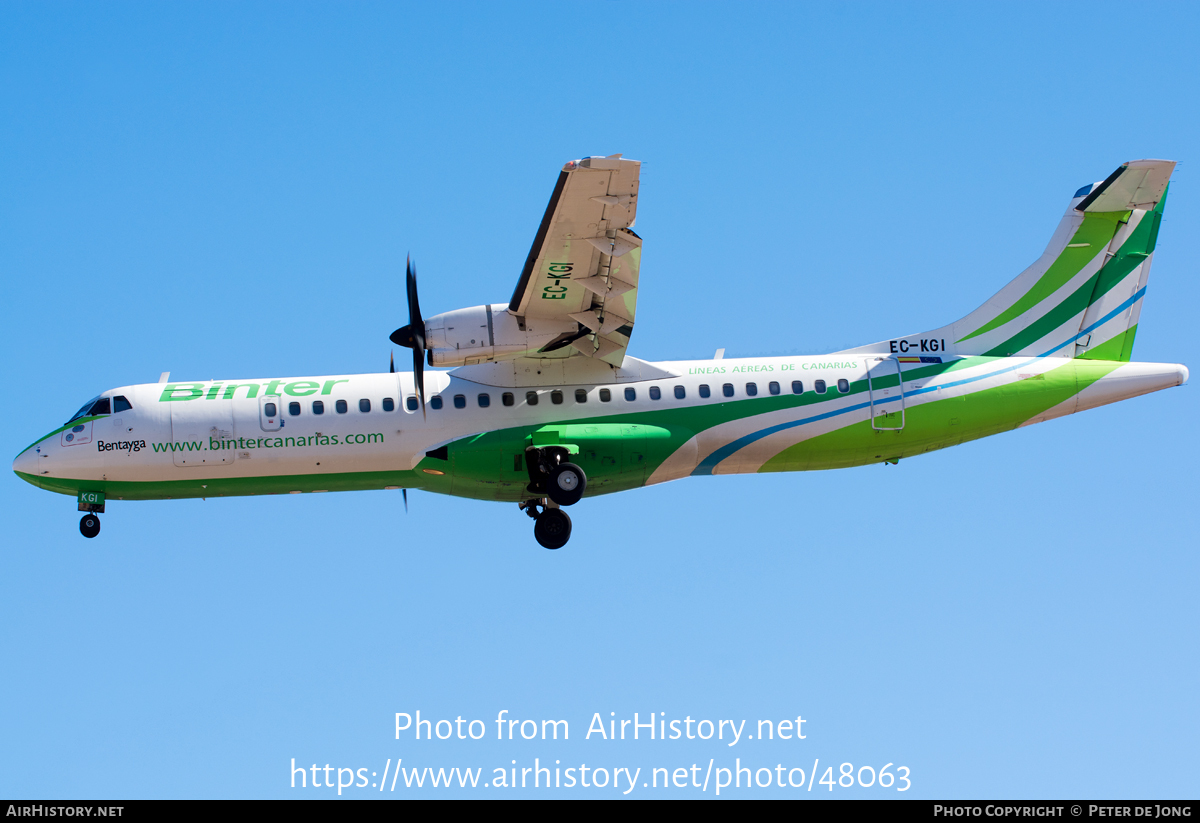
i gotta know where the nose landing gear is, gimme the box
[79,514,100,539]
[520,499,572,550]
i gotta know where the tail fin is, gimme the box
[844,160,1174,361]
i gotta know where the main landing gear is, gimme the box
[521,446,587,549]
[79,513,100,538]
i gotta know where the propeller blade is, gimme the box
[388,256,428,418]
[402,488,408,513]
[407,257,427,418]
[413,347,425,419]
[390,350,395,374]
[406,257,425,350]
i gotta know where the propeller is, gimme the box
[389,256,427,418]
[402,488,408,513]
[389,350,395,373]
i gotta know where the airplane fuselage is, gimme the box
[14,353,1187,507]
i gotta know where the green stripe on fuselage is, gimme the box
[759,360,1120,472]
[17,415,107,457]
[16,468,423,501]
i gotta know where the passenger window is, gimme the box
[406,397,418,411]
[769,381,780,395]
[502,392,514,407]
[575,389,588,403]
[264,402,277,417]
[289,402,301,416]
[649,386,661,400]
[383,398,395,412]
[746,382,758,396]
[815,380,827,394]
[359,398,371,413]
[90,398,111,416]
[699,384,711,398]
[336,399,348,414]
[722,383,734,398]
[313,400,325,415]
[478,394,490,408]
[674,385,686,399]
[624,387,636,401]
[526,391,539,406]
[431,395,444,410]
[551,390,563,405]
[453,394,466,409]
[792,380,803,394]
[113,396,132,413]
[599,388,612,402]
[837,378,850,393]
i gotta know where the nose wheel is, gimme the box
[520,499,573,550]
[79,514,101,538]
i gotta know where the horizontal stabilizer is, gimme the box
[1077,160,1175,212]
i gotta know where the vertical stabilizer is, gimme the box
[842,160,1174,361]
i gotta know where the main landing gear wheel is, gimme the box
[524,447,587,507]
[533,508,572,550]
[79,514,100,539]
[546,462,586,506]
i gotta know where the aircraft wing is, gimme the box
[508,155,642,366]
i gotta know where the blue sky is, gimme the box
[2,2,1197,798]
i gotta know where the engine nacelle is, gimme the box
[425,304,576,367]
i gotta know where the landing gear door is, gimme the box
[866,357,905,431]
[260,394,283,432]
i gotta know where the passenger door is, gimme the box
[260,394,283,432]
[865,357,906,431]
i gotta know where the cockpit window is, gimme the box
[66,395,131,423]
[68,397,113,421]
[67,396,101,423]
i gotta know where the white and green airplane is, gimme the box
[13,155,1189,548]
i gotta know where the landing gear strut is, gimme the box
[520,499,573,550]
[79,513,100,539]
[521,446,586,548]
[524,446,587,506]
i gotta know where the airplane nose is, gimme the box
[13,447,38,477]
